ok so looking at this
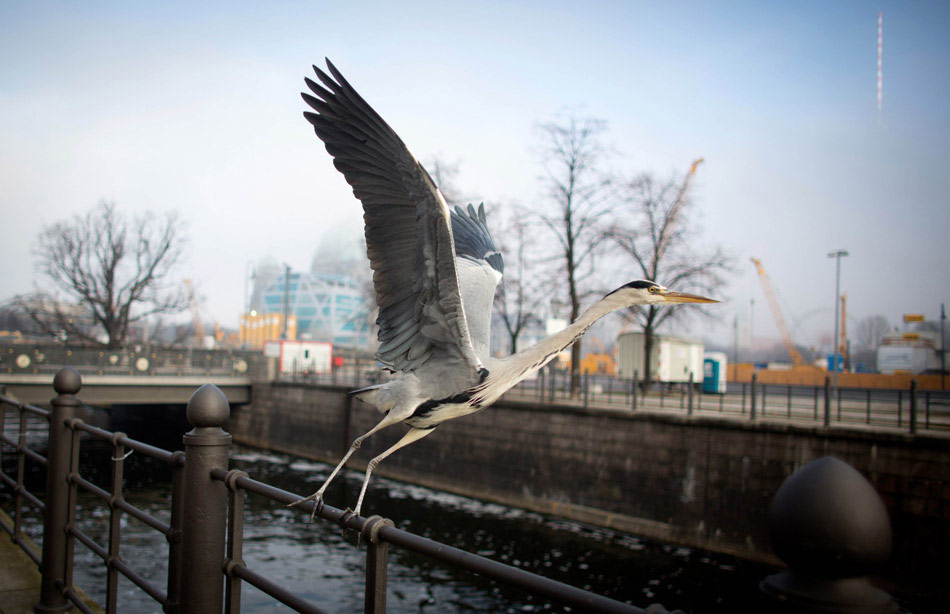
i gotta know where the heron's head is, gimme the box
[607,280,718,306]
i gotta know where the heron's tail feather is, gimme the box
[348,384,382,407]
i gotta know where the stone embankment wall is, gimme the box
[229,381,949,587]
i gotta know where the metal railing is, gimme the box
[280,367,950,434]
[1,369,672,614]
[1,344,260,378]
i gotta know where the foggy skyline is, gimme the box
[2,1,948,350]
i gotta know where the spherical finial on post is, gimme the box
[186,383,230,428]
[761,456,897,613]
[53,367,82,396]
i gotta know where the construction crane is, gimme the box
[750,258,807,368]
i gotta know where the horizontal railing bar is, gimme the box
[70,526,109,561]
[230,564,330,614]
[63,588,96,614]
[67,420,178,464]
[112,556,169,605]
[117,436,177,464]
[212,470,645,614]
[70,526,169,606]
[15,535,42,566]
[70,474,111,502]
[377,525,645,614]
[23,447,48,466]
[1,396,51,419]
[18,486,46,513]
[68,420,118,440]
[114,498,171,535]
[0,473,47,513]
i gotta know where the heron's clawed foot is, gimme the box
[339,508,363,545]
[288,492,326,523]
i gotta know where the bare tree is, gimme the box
[855,315,891,350]
[25,201,189,348]
[425,155,469,207]
[535,113,615,395]
[608,160,731,386]
[493,206,548,354]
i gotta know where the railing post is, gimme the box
[362,515,395,614]
[750,373,757,421]
[180,384,232,614]
[631,370,638,411]
[909,379,918,434]
[36,367,81,614]
[823,376,831,427]
[687,372,694,416]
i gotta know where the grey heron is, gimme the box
[289,59,717,518]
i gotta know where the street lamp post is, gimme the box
[828,250,849,394]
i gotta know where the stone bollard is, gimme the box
[179,384,232,614]
[760,456,897,613]
[36,367,82,614]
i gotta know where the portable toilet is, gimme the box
[702,352,727,394]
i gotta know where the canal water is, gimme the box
[2,405,939,613]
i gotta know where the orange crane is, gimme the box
[750,258,807,368]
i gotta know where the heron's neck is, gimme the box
[483,295,626,399]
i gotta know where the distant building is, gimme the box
[256,270,372,349]
[877,330,942,374]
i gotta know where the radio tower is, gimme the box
[877,11,883,125]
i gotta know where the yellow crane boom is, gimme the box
[750,258,806,368]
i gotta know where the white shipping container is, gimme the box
[617,332,704,383]
[264,340,333,374]
[877,346,938,374]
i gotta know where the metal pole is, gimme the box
[281,263,291,340]
[823,376,831,427]
[632,370,638,410]
[828,250,849,398]
[36,368,82,614]
[909,379,918,434]
[180,384,232,614]
[687,372,694,415]
[750,373,757,420]
[941,303,947,390]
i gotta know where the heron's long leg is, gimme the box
[352,427,435,517]
[288,412,402,519]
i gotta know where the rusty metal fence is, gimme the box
[1,368,671,614]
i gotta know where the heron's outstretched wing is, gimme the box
[302,59,482,375]
[450,204,504,361]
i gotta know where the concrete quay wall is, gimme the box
[228,381,949,587]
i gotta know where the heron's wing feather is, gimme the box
[451,204,504,361]
[451,204,504,275]
[303,60,482,375]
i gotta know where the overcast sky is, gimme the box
[2,1,948,350]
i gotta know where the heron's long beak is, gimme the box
[662,291,719,304]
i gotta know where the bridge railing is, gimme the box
[1,369,672,614]
[1,344,260,378]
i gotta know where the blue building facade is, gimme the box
[260,271,372,349]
